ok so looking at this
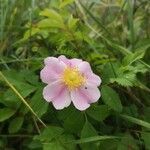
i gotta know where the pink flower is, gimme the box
[40,55,101,111]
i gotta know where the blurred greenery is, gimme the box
[0,0,150,149]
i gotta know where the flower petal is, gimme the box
[43,80,64,102]
[70,58,82,67]
[40,57,66,84]
[58,55,83,68]
[78,61,92,75]
[52,88,71,110]
[40,66,60,83]
[58,55,70,66]
[79,85,101,103]
[87,73,102,86]
[71,90,90,111]
[44,57,58,65]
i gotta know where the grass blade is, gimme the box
[66,136,119,144]
[121,114,150,129]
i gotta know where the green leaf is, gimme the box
[59,134,76,150]
[38,19,64,29]
[101,86,122,112]
[99,139,118,150]
[117,133,138,150]
[123,50,145,66]
[59,0,74,8]
[121,115,150,129]
[141,132,150,150]
[43,141,65,150]
[2,70,37,97]
[101,62,119,84]
[87,105,110,121]
[42,134,76,150]
[2,89,21,109]
[68,15,78,30]
[110,73,136,87]
[81,120,98,150]
[0,108,16,122]
[8,117,24,133]
[23,28,40,41]
[39,9,64,26]
[16,82,37,98]
[28,140,42,149]
[35,126,64,142]
[30,88,48,117]
[81,120,97,138]
[62,107,84,133]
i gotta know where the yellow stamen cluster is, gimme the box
[62,67,85,90]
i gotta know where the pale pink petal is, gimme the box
[79,85,101,103]
[86,73,102,86]
[43,80,64,102]
[71,90,90,111]
[58,55,70,66]
[40,66,60,83]
[52,88,71,110]
[58,55,83,68]
[44,57,66,73]
[44,57,57,65]
[78,61,92,75]
[40,57,66,84]
[70,58,82,67]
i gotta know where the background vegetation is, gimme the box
[0,0,150,149]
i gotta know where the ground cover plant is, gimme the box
[0,0,150,149]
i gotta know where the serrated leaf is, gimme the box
[68,15,78,29]
[23,28,40,40]
[0,108,16,122]
[8,117,24,133]
[87,105,110,121]
[123,50,145,66]
[101,86,122,112]
[110,77,134,87]
[110,72,137,87]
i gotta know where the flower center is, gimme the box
[62,67,85,90]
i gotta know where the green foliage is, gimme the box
[0,108,16,122]
[80,119,98,150]
[0,0,150,149]
[87,104,110,121]
[101,85,123,112]
[8,117,24,133]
